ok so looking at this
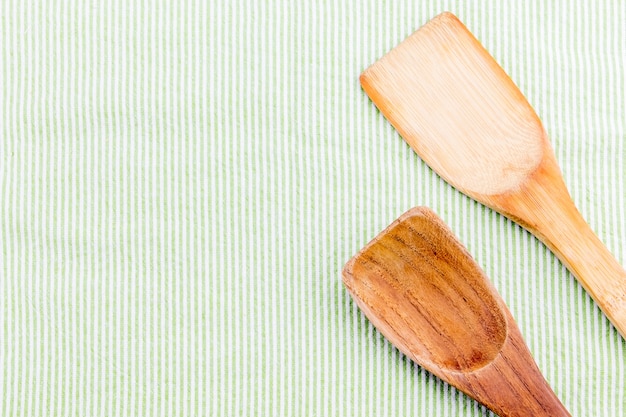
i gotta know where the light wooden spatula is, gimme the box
[360,12,626,339]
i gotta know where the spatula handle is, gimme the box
[536,200,626,339]
[497,156,626,340]
[463,320,571,417]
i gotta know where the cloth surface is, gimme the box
[1,1,625,416]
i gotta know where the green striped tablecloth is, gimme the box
[2,1,625,416]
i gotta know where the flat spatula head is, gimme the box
[360,12,548,197]
[342,207,508,373]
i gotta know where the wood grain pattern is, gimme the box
[360,12,626,339]
[343,207,570,417]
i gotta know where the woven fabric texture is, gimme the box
[1,1,625,416]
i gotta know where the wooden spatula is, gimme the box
[360,12,626,339]
[343,207,570,416]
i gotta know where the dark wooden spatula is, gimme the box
[343,207,570,416]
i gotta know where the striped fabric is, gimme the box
[1,1,624,416]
